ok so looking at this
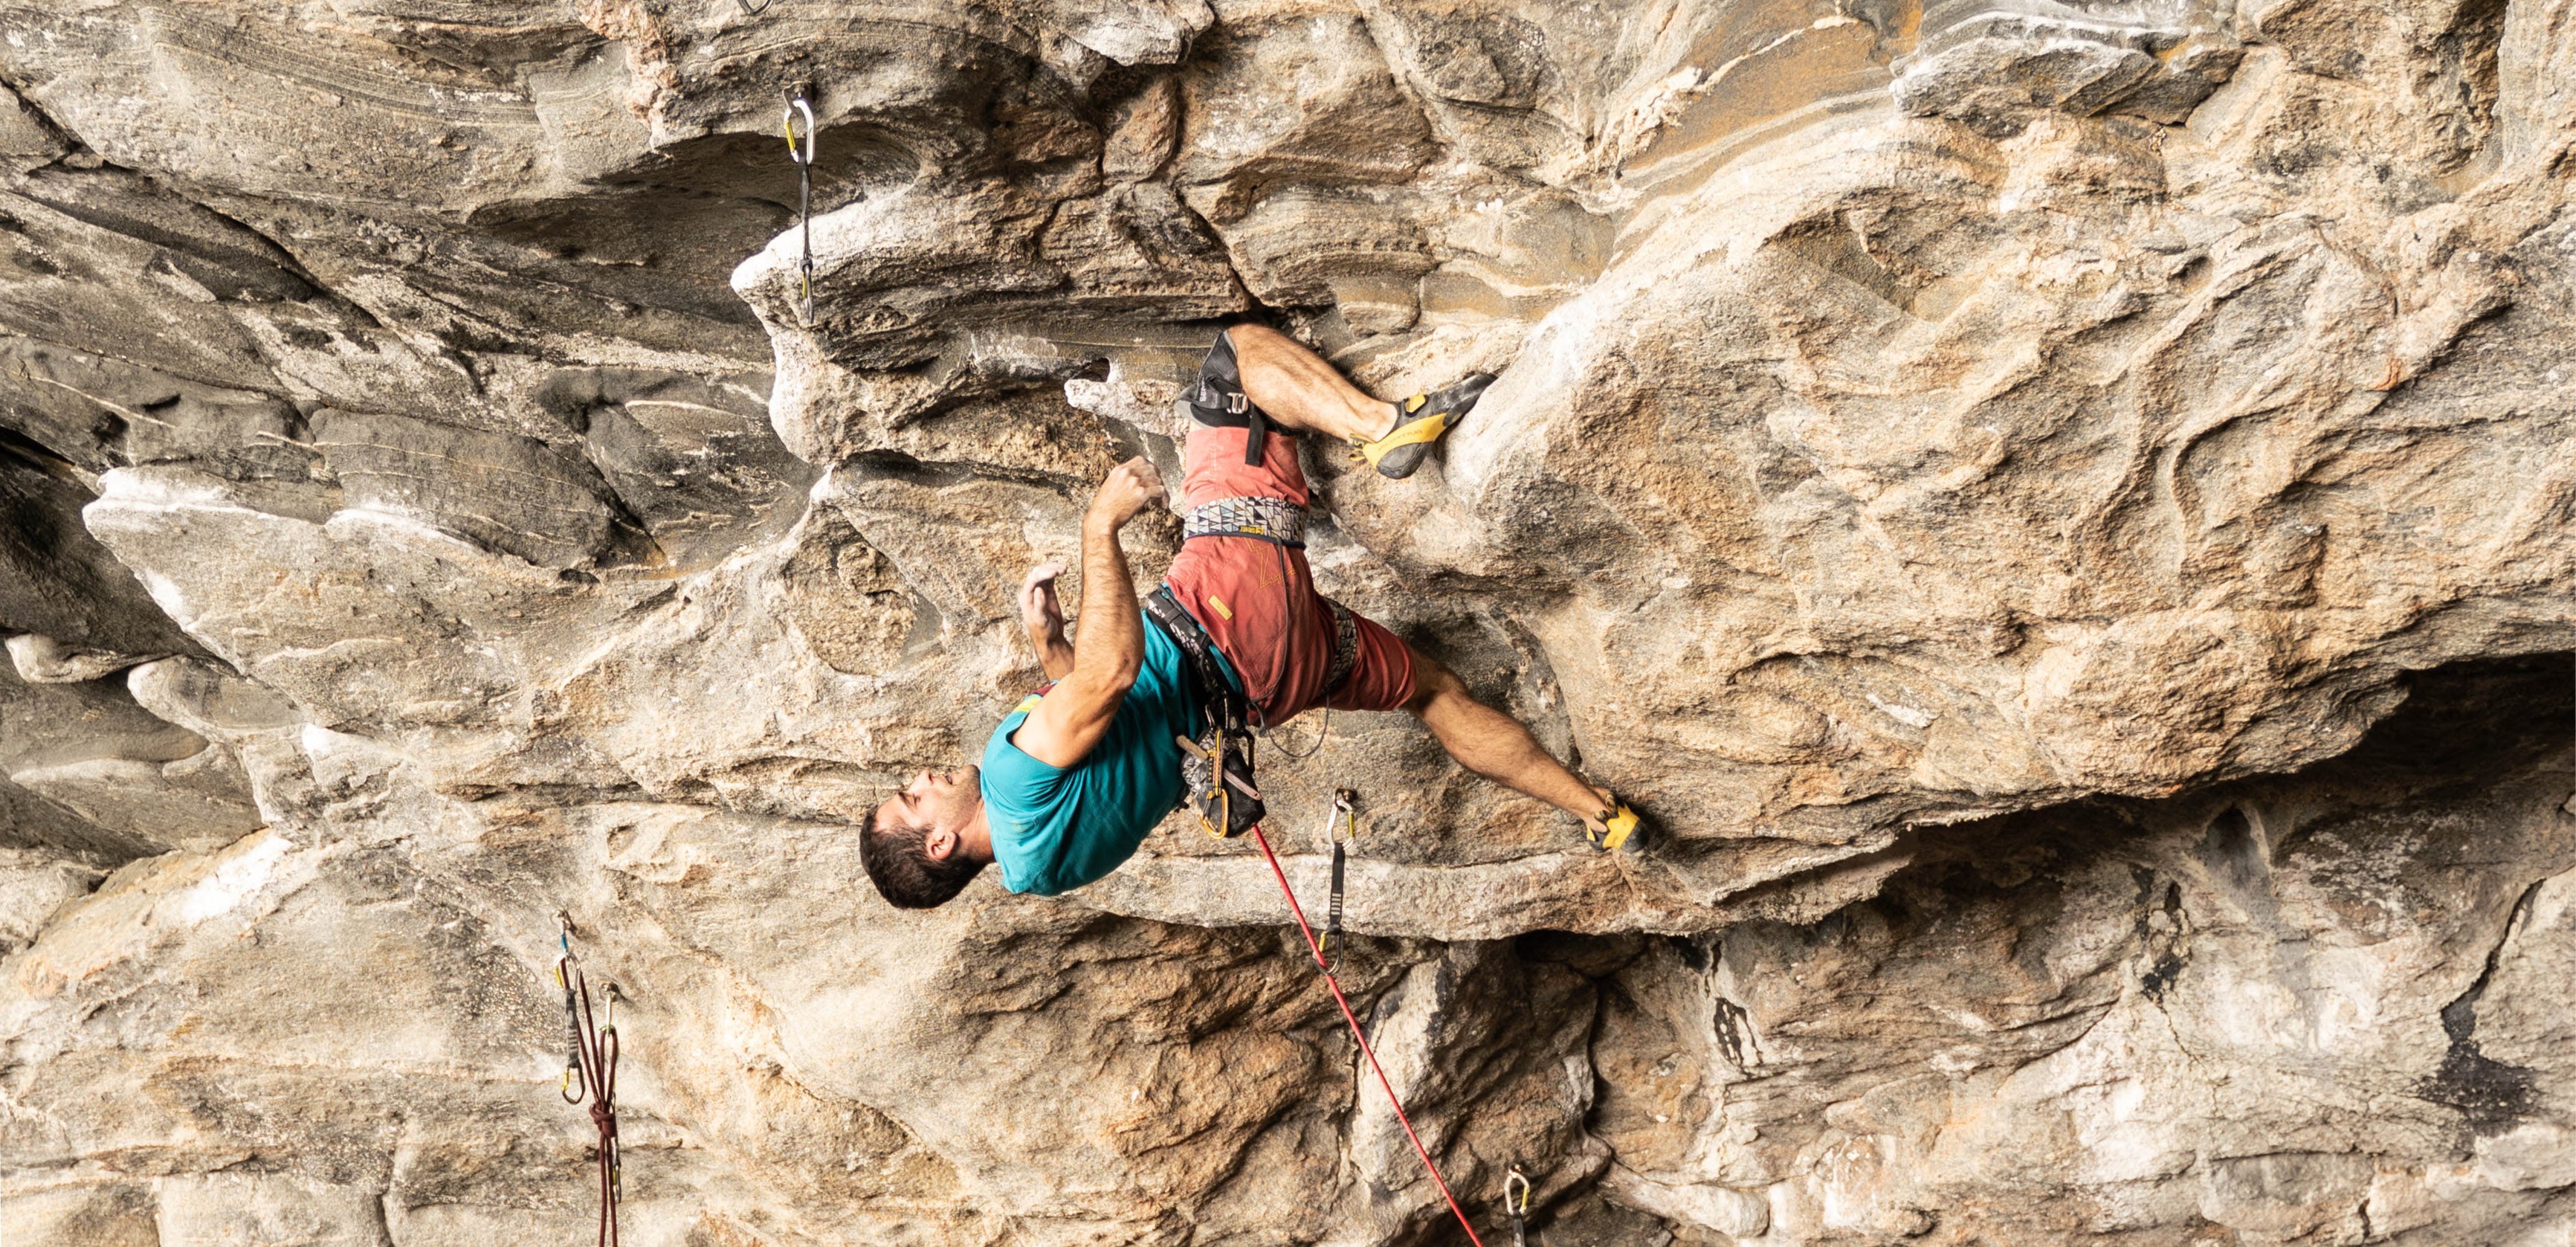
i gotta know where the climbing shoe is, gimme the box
[1352,373,1495,480]
[1584,795,1655,856]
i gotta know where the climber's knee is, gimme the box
[1222,323,1290,353]
[1401,646,1465,718]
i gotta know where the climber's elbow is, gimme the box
[1088,658,1140,697]
[1062,651,1140,703]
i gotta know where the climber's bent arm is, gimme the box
[1013,459,1164,768]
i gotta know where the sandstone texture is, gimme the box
[1,0,2572,1243]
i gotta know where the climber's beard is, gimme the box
[881,764,984,846]
[924,764,981,831]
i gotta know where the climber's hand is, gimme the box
[1020,562,1074,680]
[1087,457,1166,531]
[1019,562,1067,640]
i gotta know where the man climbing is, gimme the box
[861,325,1650,909]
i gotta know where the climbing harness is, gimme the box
[1149,587,1265,838]
[781,91,817,327]
[1317,789,1357,970]
[1172,492,1357,756]
[1504,1167,1533,1247]
[1247,823,1489,1246]
[553,915,624,1247]
[1182,495,1307,547]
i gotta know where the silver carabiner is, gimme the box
[782,96,816,167]
[1325,789,1358,843]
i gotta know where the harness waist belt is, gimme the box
[1183,496,1307,547]
[1144,586,1247,726]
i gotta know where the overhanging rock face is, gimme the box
[2,1,2573,1243]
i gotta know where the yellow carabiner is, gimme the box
[1505,1165,1532,1215]
[1201,786,1230,840]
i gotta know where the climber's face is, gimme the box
[879,766,982,860]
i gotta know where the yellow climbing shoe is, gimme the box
[1352,373,1495,479]
[1585,797,1655,856]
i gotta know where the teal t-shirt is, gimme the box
[979,614,1233,896]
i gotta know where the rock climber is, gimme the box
[860,325,1651,909]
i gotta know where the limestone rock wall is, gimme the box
[1,0,2572,1243]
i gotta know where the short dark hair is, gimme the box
[860,802,987,909]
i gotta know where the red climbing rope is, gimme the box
[1247,825,1488,1247]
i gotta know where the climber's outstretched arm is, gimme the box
[1401,645,1609,822]
[1013,459,1166,768]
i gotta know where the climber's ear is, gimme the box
[922,825,961,863]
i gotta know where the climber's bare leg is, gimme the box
[1225,329,1596,816]
[1401,645,1609,821]
[1226,325,1395,444]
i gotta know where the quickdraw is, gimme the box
[1505,1166,1533,1247]
[555,918,584,1099]
[554,915,623,1247]
[781,91,817,326]
[1317,789,1357,970]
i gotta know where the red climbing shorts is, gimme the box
[1162,425,1415,724]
